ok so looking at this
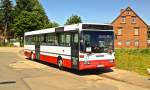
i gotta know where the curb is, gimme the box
[100,69,150,89]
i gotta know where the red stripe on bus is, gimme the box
[24,51,72,68]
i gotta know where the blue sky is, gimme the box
[14,0,150,25]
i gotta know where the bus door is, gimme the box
[35,35,40,60]
[71,32,79,69]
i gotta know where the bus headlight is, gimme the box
[108,49,113,54]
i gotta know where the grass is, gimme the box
[115,49,150,76]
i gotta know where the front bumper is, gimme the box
[79,60,115,70]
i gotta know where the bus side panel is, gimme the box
[40,46,72,68]
[24,45,35,58]
[62,57,72,68]
[39,53,72,68]
[40,53,57,64]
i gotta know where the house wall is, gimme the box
[112,8,148,48]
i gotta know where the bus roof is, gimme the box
[24,23,113,36]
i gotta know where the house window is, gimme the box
[118,40,122,46]
[126,40,130,46]
[121,17,126,23]
[131,17,136,23]
[134,28,139,35]
[118,28,122,35]
[127,11,131,15]
[134,40,139,47]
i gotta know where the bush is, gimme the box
[115,49,150,76]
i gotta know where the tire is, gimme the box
[57,59,63,70]
[31,53,34,60]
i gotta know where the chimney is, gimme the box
[120,9,124,13]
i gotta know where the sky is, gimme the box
[14,0,150,26]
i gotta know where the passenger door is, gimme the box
[71,32,79,69]
[35,35,40,60]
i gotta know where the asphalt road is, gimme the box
[0,48,149,90]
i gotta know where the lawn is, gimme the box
[115,49,150,76]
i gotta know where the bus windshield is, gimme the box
[80,31,114,53]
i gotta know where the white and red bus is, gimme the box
[24,23,115,70]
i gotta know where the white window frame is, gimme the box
[126,40,130,46]
[122,17,126,23]
[118,28,122,35]
[134,40,139,47]
[134,28,139,35]
[118,40,122,46]
[131,17,136,23]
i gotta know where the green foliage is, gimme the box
[47,21,59,28]
[15,0,36,13]
[65,14,82,25]
[115,49,150,76]
[0,8,3,28]
[14,0,59,39]
[13,11,43,38]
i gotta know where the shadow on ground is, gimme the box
[26,58,113,76]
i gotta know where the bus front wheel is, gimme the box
[58,59,63,70]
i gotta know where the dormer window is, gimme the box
[127,11,131,15]
[131,16,136,23]
[121,16,126,23]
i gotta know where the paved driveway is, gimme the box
[0,47,149,90]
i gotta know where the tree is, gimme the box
[32,0,49,28]
[14,0,59,39]
[65,14,82,25]
[15,0,35,13]
[0,0,14,44]
[15,0,50,28]
[13,11,42,38]
[47,21,59,28]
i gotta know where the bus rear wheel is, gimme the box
[31,53,34,60]
[58,59,63,70]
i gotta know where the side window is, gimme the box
[47,34,56,46]
[41,34,47,45]
[74,33,79,43]
[57,33,71,46]
[39,35,44,43]
[25,36,28,45]
[58,33,65,46]
[66,34,71,46]
[26,36,32,45]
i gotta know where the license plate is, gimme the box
[97,65,104,67]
